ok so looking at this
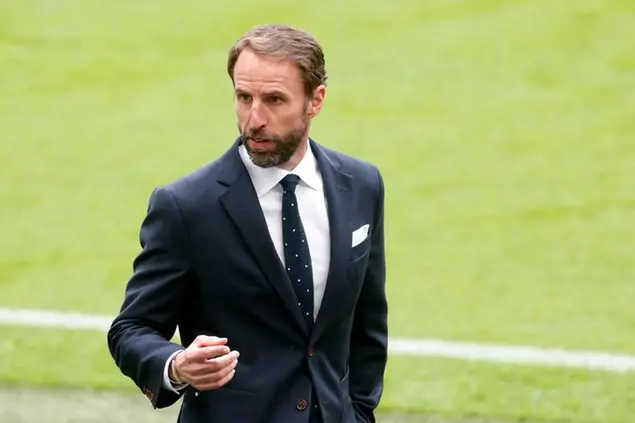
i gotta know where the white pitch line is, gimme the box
[0,307,113,332]
[388,338,635,373]
[2,307,635,373]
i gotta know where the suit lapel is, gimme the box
[218,139,308,337]
[309,140,352,345]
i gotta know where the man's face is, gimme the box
[233,49,324,168]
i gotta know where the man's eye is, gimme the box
[269,96,283,103]
[237,93,252,102]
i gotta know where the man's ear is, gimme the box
[307,85,326,119]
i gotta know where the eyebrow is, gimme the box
[263,90,289,99]
[234,87,288,97]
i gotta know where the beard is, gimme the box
[239,116,308,168]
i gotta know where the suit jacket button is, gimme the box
[307,348,314,357]
[296,399,308,411]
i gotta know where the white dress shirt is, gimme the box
[238,142,331,316]
[163,141,331,391]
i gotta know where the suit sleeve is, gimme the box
[349,167,389,423]
[107,186,193,409]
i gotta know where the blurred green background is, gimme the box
[1,1,634,422]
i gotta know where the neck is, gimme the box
[278,138,309,171]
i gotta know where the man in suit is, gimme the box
[107,23,388,423]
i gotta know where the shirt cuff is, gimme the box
[162,349,188,393]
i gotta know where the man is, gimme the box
[107,23,388,423]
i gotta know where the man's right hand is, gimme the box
[170,335,240,391]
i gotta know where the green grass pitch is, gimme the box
[1,1,634,422]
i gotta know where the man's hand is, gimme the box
[170,336,239,391]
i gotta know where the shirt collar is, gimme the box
[238,142,322,198]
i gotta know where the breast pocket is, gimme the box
[348,237,371,296]
[350,238,371,263]
[350,223,371,262]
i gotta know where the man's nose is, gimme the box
[248,102,267,129]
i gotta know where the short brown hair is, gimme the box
[227,24,328,96]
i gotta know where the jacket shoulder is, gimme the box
[149,151,233,213]
[320,145,383,188]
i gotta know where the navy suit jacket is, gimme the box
[107,138,388,423]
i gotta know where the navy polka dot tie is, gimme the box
[279,174,314,331]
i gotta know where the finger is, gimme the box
[192,358,238,384]
[205,350,240,370]
[189,346,231,362]
[184,359,228,377]
[182,350,236,377]
[193,335,228,347]
[196,369,236,391]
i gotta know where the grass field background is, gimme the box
[1,0,634,422]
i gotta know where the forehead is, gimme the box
[233,49,304,94]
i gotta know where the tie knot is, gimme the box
[279,174,301,192]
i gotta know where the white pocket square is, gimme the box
[351,224,370,247]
